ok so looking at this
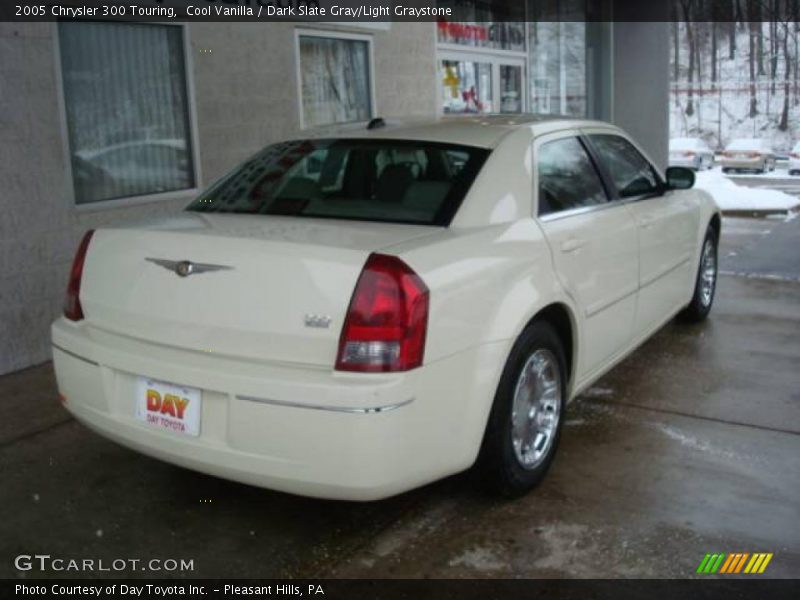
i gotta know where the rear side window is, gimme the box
[589,134,661,198]
[536,137,608,216]
[187,139,489,226]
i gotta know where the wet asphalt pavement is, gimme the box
[1,216,798,580]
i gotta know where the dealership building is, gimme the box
[0,5,669,375]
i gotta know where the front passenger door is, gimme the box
[535,135,640,382]
[587,134,699,335]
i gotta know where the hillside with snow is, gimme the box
[671,21,800,153]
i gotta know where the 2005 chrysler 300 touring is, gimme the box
[52,116,721,500]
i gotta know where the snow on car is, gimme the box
[669,137,715,171]
[720,138,776,174]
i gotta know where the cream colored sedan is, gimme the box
[52,116,721,501]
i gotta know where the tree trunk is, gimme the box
[756,12,766,77]
[683,1,695,116]
[795,21,800,105]
[780,23,791,131]
[673,21,680,82]
[795,0,800,106]
[711,21,718,85]
[770,4,779,94]
[749,21,758,117]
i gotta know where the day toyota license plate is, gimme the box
[135,377,201,437]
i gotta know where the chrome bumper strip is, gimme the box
[52,343,99,366]
[236,395,414,414]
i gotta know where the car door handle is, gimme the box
[561,238,587,253]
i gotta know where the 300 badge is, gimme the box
[135,378,201,437]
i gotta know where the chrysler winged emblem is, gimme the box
[146,258,233,277]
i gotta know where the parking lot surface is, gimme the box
[1,217,798,579]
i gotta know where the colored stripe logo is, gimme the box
[697,552,773,574]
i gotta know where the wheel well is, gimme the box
[709,213,721,242]
[530,303,575,382]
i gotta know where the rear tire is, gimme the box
[477,322,566,497]
[679,226,718,323]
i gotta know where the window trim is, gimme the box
[532,130,613,221]
[53,21,202,212]
[581,129,667,202]
[294,28,376,130]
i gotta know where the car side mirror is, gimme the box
[666,166,695,190]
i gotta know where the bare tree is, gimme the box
[673,21,681,82]
[770,1,779,94]
[757,7,767,75]
[711,21,718,85]
[748,6,759,117]
[681,0,696,116]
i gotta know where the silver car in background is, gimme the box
[669,137,715,171]
[721,138,776,174]
[788,142,800,176]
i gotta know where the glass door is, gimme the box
[499,62,524,113]
[439,52,526,115]
[440,59,494,114]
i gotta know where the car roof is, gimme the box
[303,115,615,148]
[727,138,770,148]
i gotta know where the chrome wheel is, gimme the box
[511,349,562,470]
[700,238,717,307]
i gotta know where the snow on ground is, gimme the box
[694,170,800,211]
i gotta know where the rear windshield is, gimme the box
[187,139,490,226]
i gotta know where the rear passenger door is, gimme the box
[586,133,699,336]
[535,134,640,381]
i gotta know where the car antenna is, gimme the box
[367,117,386,130]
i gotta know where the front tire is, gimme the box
[477,322,566,497]
[680,226,718,323]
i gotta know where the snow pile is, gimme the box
[694,171,800,211]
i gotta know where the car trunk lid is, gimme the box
[79,213,439,367]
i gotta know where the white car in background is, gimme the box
[721,138,776,174]
[669,137,715,171]
[789,142,800,176]
[52,116,721,501]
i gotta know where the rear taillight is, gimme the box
[791,153,800,159]
[683,151,696,157]
[63,230,95,321]
[748,152,762,159]
[335,253,429,373]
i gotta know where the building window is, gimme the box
[529,22,587,117]
[58,22,196,206]
[298,33,373,128]
[441,60,494,114]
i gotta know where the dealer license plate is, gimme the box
[135,377,201,437]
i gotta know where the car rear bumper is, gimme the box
[51,318,507,501]
[720,158,765,170]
